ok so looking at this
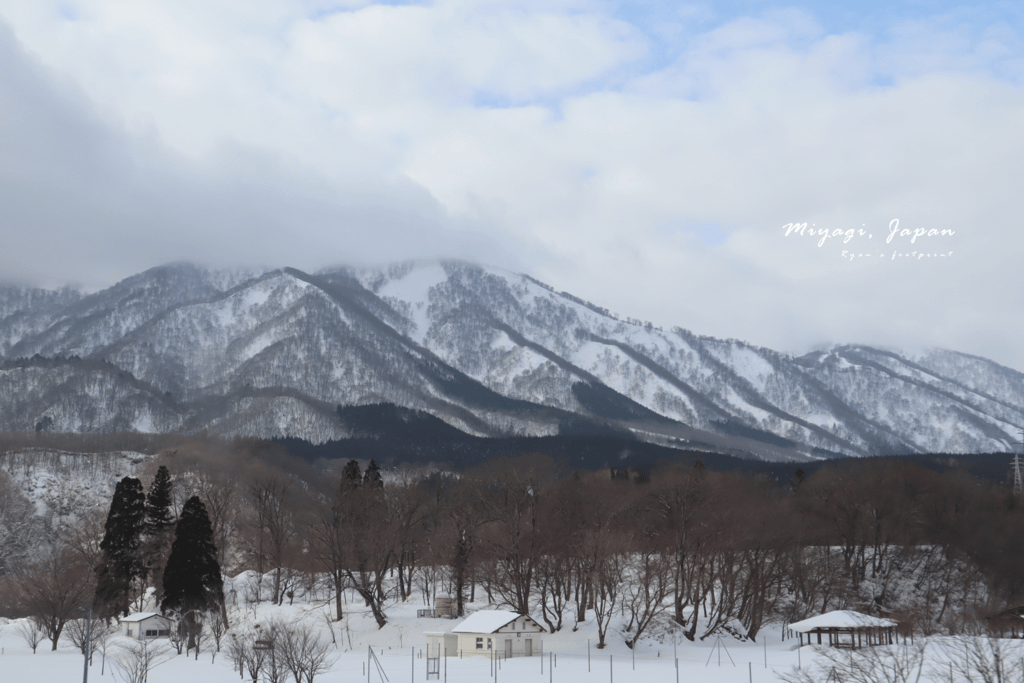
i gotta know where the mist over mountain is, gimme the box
[1,260,1021,461]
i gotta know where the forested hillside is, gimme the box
[2,435,1021,647]
[1,261,1022,459]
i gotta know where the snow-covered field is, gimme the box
[0,570,1009,683]
[0,588,814,683]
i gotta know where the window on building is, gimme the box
[487,638,492,650]
[476,638,483,649]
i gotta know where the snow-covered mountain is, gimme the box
[1,261,1021,460]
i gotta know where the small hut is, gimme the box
[448,610,545,658]
[433,596,458,618]
[789,610,897,649]
[985,606,1024,637]
[119,612,173,640]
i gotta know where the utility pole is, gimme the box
[83,604,93,683]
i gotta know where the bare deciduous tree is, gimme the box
[110,638,175,683]
[208,608,228,660]
[247,474,297,605]
[15,618,45,653]
[622,550,671,648]
[937,635,1024,683]
[226,631,266,682]
[14,545,93,650]
[66,616,116,658]
[276,619,338,683]
[592,543,624,649]
[780,642,928,683]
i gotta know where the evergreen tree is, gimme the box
[94,476,146,620]
[145,467,174,533]
[341,459,362,488]
[161,496,224,620]
[363,460,383,489]
[143,466,175,601]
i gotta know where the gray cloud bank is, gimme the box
[1,6,1023,373]
[0,21,512,290]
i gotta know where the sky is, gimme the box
[1,0,1022,371]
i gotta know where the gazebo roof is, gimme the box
[790,610,896,633]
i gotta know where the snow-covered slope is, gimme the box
[1,261,1021,458]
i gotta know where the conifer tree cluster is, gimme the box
[93,466,223,623]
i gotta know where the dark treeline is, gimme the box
[260,453,1024,645]
[3,430,1024,652]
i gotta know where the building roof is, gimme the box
[452,610,523,634]
[987,606,1024,621]
[121,612,166,623]
[789,611,897,633]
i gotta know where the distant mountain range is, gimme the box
[1,260,1021,461]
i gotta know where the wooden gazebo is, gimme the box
[790,610,898,649]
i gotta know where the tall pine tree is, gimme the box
[94,476,146,620]
[161,496,224,620]
[363,460,383,489]
[341,459,362,488]
[143,466,175,602]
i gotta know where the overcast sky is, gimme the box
[1,1,1022,371]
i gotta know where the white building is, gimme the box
[445,610,545,658]
[119,612,173,639]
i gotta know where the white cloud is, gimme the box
[0,1,1022,370]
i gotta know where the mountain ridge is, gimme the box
[1,260,1020,460]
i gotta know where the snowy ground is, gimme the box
[0,587,1000,683]
[0,594,812,683]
